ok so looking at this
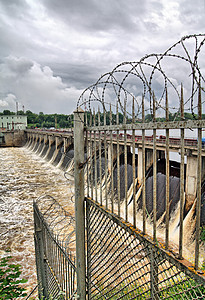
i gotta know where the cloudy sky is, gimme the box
[0,0,204,114]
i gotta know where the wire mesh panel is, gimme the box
[45,260,63,299]
[86,198,205,299]
[33,196,77,299]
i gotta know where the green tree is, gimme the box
[2,110,15,116]
[38,112,45,127]
[145,114,152,122]
[26,110,38,126]
[0,256,27,299]
[17,110,25,115]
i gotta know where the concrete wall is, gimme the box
[3,130,27,147]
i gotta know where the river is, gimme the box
[0,147,74,296]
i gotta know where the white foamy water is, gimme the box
[0,147,75,296]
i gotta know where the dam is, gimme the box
[1,34,205,299]
[1,113,205,298]
[1,121,205,298]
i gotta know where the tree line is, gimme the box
[0,110,74,128]
[0,109,204,129]
[0,110,125,128]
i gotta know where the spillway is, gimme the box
[0,147,74,295]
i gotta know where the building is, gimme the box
[0,115,27,130]
[0,115,27,145]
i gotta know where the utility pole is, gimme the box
[55,116,57,129]
[16,102,18,115]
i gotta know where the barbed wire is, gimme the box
[77,34,205,123]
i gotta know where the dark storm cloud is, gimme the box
[41,0,146,33]
[6,56,34,75]
[50,62,104,89]
[0,0,42,59]
[0,0,204,114]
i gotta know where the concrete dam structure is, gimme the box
[25,128,205,227]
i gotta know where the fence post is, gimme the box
[34,206,48,299]
[36,228,48,299]
[74,109,86,299]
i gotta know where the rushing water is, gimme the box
[0,147,74,295]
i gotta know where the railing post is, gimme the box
[74,109,86,299]
[36,228,48,299]
[34,205,48,299]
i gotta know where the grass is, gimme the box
[90,274,205,300]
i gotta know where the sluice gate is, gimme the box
[31,34,205,299]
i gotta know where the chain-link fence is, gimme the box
[86,198,205,299]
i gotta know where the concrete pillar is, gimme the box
[63,137,73,153]
[36,135,43,152]
[44,135,48,144]
[43,135,55,158]
[63,137,68,153]
[55,136,63,150]
[138,148,143,184]
[48,135,55,147]
[108,143,117,173]
[108,143,112,173]
[55,136,58,150]
[146,149,153,172]
[30,134,36,149]
[38,135,42,143]
[185,155,198,211]
[138,148,154,183]
[26,133,31,146]
[38,135,47,156]
[74,109,86,300]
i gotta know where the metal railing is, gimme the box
[74,34,205,299]
[33,195,77,299]
[81,110,205,299]
[33,34,205,299]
